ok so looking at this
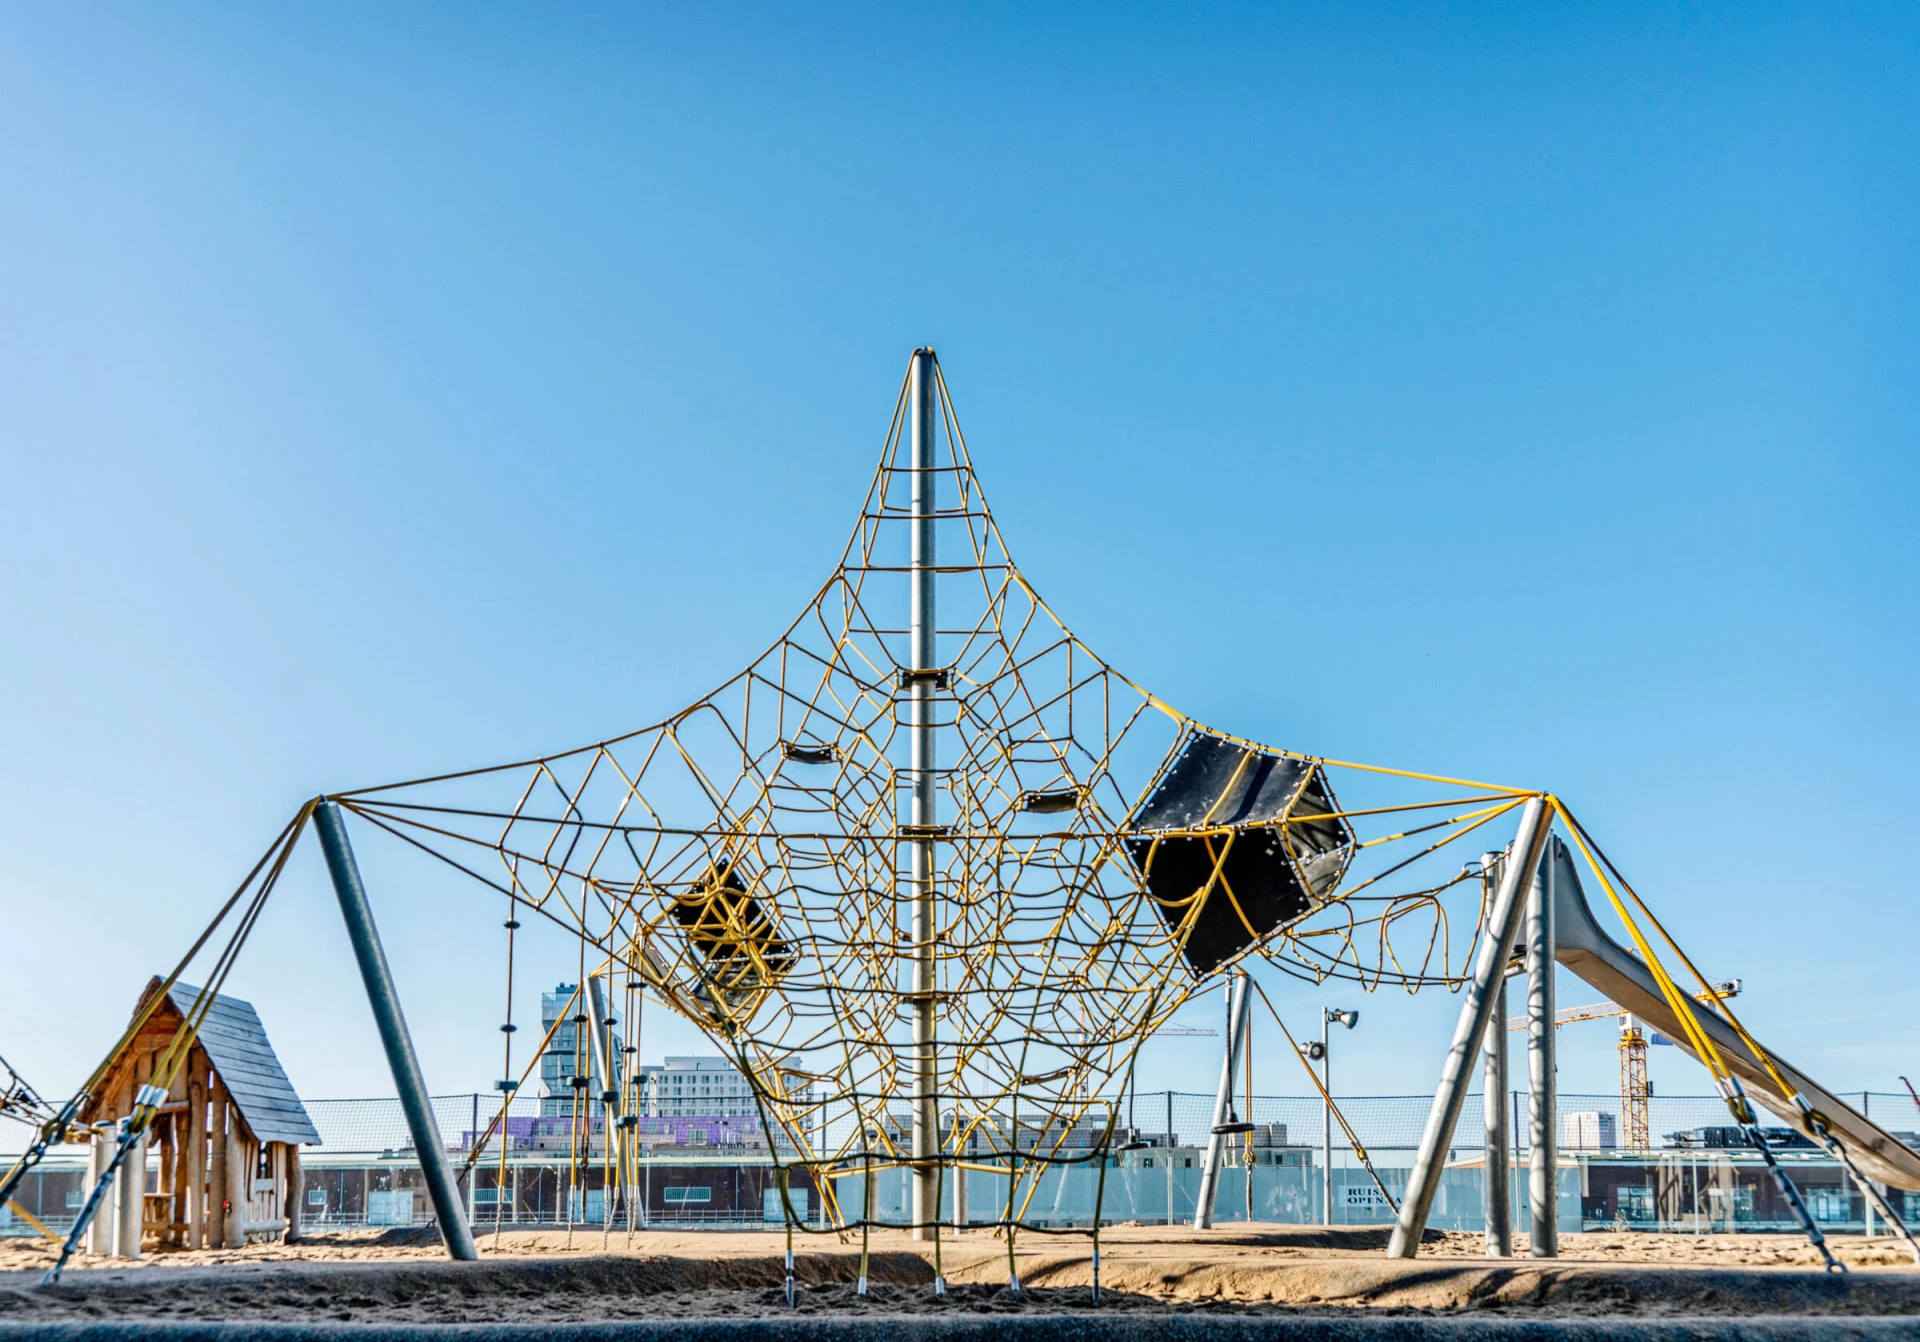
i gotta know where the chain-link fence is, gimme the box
[8,1092,1916,1236]
[293,1091,1920,1157]
[302,1095,784,1157]
[1126,1091,1920,1154]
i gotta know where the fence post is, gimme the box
[1163,1093,1174,1226]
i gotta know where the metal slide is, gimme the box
[1547,838,1920,1191]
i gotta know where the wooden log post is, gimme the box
[286,1144,303,1243]
[245,1138,260,1233]
[208,1081,230,1250]
[186,1054,208,1250]
[161,1061,177,1248]
[165,1113,185,1247]
[224,1129,247,1248]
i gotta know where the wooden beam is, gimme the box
[208,1079,230,1250]
[223,1125,247,1249]
[186,1051,207,1250]
[166,1111,185,1245]
[285,1144,303,1244]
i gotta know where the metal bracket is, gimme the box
[1018,787,1082,814]
[781,741,837,765]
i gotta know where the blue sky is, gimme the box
[2,4,1915,1113]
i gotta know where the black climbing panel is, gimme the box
[1126,732,1354,976]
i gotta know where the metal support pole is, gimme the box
[1527,838,1558,1257]
[85,1134,113,1256]
[1481,852,1513,1257]
[908,346,940,1241]
[1193,972,1249,1229]
[113,1130,144,1259]
[585,976,622,1228]
[1321,1014,1333,1226]
[1387,797,1551,1258]
[585,977,620,1104]
[314,800,478,1261]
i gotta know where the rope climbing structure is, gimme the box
[314,350,1540,1241]
[14,348,1915,1275]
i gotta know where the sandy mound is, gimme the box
[1,1226,1915,1324]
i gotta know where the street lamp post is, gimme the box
[1321,1007,1359,1225]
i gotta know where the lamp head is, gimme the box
[1325,1008,1359,1029]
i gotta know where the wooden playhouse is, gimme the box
[83,977,320,1249]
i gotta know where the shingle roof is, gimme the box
[169,982,321,1147]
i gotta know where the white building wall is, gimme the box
[1563,1110,1618,1151]
[638,1056,760,1117]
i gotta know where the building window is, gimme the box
[1616,1186,1654,1222]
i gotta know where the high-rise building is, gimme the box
[1563,1110,1619,1152]
[537,983,606,1118]
[537,985,793,1122]
[637,1057,759,1118]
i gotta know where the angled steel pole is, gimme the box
[1387,797,1551,1258]
[1481,851,1514,1257]
[908,347,940,1239]
[1527,837,1559,1256]
[586,976,620,1105]
[314,800,478,1261]
[585,974,624,1224]
[1193,971,1249,1229]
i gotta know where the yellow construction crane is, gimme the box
[1510,980,1740,1154]
[1618,1016,1652,1153]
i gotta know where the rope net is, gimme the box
[327,352,1533,1232]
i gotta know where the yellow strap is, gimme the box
[7,1198,56,1241]
[1548,800,1732,1083]
[1555,802,1801,1107]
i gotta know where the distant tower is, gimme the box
[1619,1015,1651,1154]
[538,984,600,1118]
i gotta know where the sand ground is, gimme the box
[3,1224,1919,1324]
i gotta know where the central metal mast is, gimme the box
[908,347,940,1239]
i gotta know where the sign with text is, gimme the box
[1344,1184,1392,1210]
